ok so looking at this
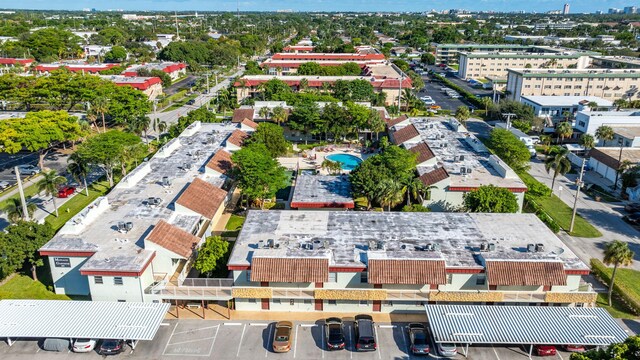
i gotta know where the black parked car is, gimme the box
[354,314,377,352]
[408,323,430,355]
[100,340,125,355]
[624,212,640,224]
[625,203,640,213]
[325,317,345,350]
[186,99,196,105]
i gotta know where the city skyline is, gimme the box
[2,0,638,13]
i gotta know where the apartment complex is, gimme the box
[262,52,386,75]
[228,210,594,313]
[34,62,121,74]
[590,56,640,69]
[99,75,164,100]
[0,57,34,72]
[122,62,187,80]
[39,121,237,302]
[389,117,527,211]
[520,95,613,121]
[575,110,640,138]
[434,44,533,63]
[506,68,640,102]
[458,51,593,80]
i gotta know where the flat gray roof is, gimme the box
[0,300,169,341]
[425,304,628,346]
[522,96,613,107]
[290,174,354,208]
[228,211,587,270]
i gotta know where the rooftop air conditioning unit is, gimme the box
[459,155,465,161]
[162,176,171,187]
[467,168,473,174]
[460,166,466,174]
[425,243,434,251]
[376,241,385,250]
[488,243,496,251]
[535,243,545,252]
[480,242,489,251]
[125,222,133,232]
[266,239,274,248]
[117,221,126,232]
[527,243,536,252]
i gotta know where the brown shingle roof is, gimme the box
[386,114,408,128]
[227,129,250,147]
[241,118,259,130]
[146,220,199,258]
[418,167,449,186]
[368,259,446,285]
[232,108,255,123]
[206,150,234,176]
[176,178,227,219]
[410,142,435,164]
[391,124,420,145]
[250,257,329,282]
[486,260,567,286]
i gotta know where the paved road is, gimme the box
[163,75,198,96]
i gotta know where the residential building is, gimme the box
[434,44,532,64]
[563,3,570,15]
[282,45,315,53]
[612,126,640,148]
[534,22,577,31]
[290,174,354,210]
[34,63,121,74]
[122,62,187,80]
[99,75,163,100]
[262,52,386,75]
[389,118,527,211]
[590,56,640,69]
[458,50,593,80]
[624,6,637,14]
[588,147,640,186]
[83,45,112,59]
[575,110,640,139]
[520,95,613,122]
[224,129,250,152]
[228,210,594,313]
[505,68,640,102]
[39,121,237,302]
[0,58,34,72]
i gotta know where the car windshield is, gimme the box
[328,329,343,342]
[275,336,288,342]
[414,333,427,345]
[103,340,118,347]
[359,338,374,345]
[441,343,455,349]
[76,339,90,343]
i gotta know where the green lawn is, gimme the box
[45,181,111,231]
[597,293,637,319]
[162,94,199,112]
[533,194,602,238]
[225,214,245,231]
[0,275,70,300]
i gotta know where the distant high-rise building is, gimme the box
[624,6,637,14]
[609,8,622,14]
[563,3,570,15]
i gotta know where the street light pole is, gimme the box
[14,167,29,221]
[569,157,586,233]
[614,138,624,191]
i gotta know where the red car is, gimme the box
[57,186,76,198]
[534,345,557,356]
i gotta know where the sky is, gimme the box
[0,0,633,13]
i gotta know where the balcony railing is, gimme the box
[181,278,234,287]
[387,290,430,301]
[271,288,315,299]
[503,291,546,302]
[145,285,233,300]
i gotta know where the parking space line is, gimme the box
[557,352,564,360]
[492,345,502,360]
[167,336,218,347]
[251,323,269,326]
[205,324,220,358]
[374,326,381,359]
[236,324,246,357]
[224,322,242,326]
[300,324,316,328]
[401,326,409,355]
[379,325,396,329]
[172,325,219,335]
[162,322,179,355]
[293,324,299,358]
[346,325,352,359]
[321,324,325,359]
[266,324,274,358]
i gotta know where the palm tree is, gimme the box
[404,178,426,206]
[299,78,309,92]
[587,101,599,111]
[544,147,571,195]
[4,197,36,223]
[555,121,573,144]
[271,106,287,125]
[68,153,90,196]
[579,134,595,156]
[375,179,406,212]
[621,165,640,195]
[540,135,553,154]
[603,240,635,306]
[258,106,271,121]
[481,96,493,117]
[613,98,628,111]
[92,96,109,133]
[595,125,615,147]
[37,170,67,217]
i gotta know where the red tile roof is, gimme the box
[232,109,255,123]
[486,260,567,286]
[391,124,420,145]
[368,259,446,285]
[419,167,449,186]
[226,129,250,147]
[146,220,200,258]
[206,150,234,176]
[271,53,386,61]
[386,115,408,128]
[175,178,227,219]
[241,118,259,130]
[409,142,435,164]
[35,63,120,73]
[250,257,329,282]
[0,58,33,66]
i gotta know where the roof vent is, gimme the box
[161,176,171,187]
[480,242,489,251]
[459,155,465,161]
[266,239,275,248]
[460,166,466,174]
[527,243,536,252]
[425,243,434,251]
[466,168,473,174]
[301,243,313,250]
[376,241,385,250]
[535,243,545,252]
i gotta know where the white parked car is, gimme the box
[72,338,97,353]
[438,343,458,357]
[0,181,10,190]
[530,136,541,144]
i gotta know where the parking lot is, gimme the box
[0,319,584,359]
[418,78,471,112]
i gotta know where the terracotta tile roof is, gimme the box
[368,259,446,285]
[391,124,420,145]
[232,109,255,123]
[176,178,228,219]
[418,167,449,186]
[241,118,259,130]
[410,142,435,164]
[386,115,408,128]
[146,220,200,258]
[486,260,567,286]
[206,150,234,176]
[378,109,389,121]
[250,257,329,282]
[227,129,250,147]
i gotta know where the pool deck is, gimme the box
[278,145,374,175]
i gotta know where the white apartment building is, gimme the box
[575,110,640,139]
[228,210,594,313]
[520,95,614,121]
[433,44,533,63]
[506,68,640,102]
[39,121,237,302]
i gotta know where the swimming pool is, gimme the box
[326,153,362,171]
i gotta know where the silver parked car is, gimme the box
[72,338,97,353]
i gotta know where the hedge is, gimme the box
[431,73,482,108]
[590,258,640,315]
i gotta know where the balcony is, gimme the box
[272,288,315,299]
[146,285,233,300]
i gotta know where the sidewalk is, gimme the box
[0,174,42,203]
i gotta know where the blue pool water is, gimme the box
[326,153,362,171]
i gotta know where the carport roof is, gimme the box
[425,304,628,346]
[0,300,170,341]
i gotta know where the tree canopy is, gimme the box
[0,221,54,281]
[488,128,531,172]
[193,236,229,277]
[463,185,519,213]
[231,143,288,207]
[297,62,362,76]
[246,123,290,157]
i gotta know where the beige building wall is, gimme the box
[459,54,590,79]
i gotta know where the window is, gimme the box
[476,275,486,286]
[248,298,257,304]
[328,300,337,305]
[534,85,541,89]
[290,299,295,306]
[554,85,562,89]
[544,85,551,89]
[447,274,453,284]
[171,258,180,266]
[117,300,126,302]
[328,272,337,283]
[245,271,251,282]
[564,85,572,89]
[94,276,103,284]
[113,277,123,285]
[273,299,281,304]
[303,299,312,304]
[524,85,531,88]
[359,300,368,307]
[360,272,368,283]
[383,301,393,307]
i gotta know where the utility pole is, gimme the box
[14,167,29,221]
[397,73,405,115]
[569,157,586,233]
[174,11,180,40]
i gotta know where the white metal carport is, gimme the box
[425,304,629,358]
[0,300,169,349]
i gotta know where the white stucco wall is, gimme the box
[48,256,91,296]
[88,269,153,302]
